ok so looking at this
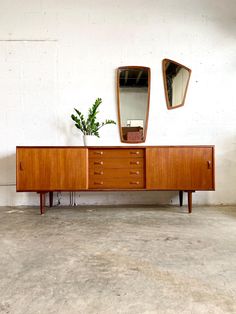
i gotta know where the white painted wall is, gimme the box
[0,0,236,206]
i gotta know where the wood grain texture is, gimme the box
[89,158,144,170]
[89,148,144,158]
[16,147,88,191]
[89,178,145,189]
[89,168,143,179]
[88,148,145,189]
[16,146,215,193]
[146,147,214,190]
[16,146,215,214]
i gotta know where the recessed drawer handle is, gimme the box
[19,162,23,171]
[94,161,103,165]
[207,161,212,169]
[130,171,140,175]
[94,151,103,155]
[130,161,140,165]
[130,181,140,185]
[94,171,104,175]
[94,181,104,185]
[130,151,140,155]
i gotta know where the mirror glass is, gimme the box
[117,66,150,143]
[163,59,191,109]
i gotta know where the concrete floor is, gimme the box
[0,205,236,314]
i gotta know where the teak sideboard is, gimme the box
[16,146,215,214]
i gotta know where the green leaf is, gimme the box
[71,98,116,137]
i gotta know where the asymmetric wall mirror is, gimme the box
[162,59,191,109]
[117,66,150,143]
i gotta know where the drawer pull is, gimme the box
[130,181,140,185]
[130,151,140,155]
[94,161,103,165]
[207,161,212,169]
[130,171,140,175]
[94,171,104,175]
[130,161,140,165]
[94,151,103,155]
[19,162,23,171]
[94,181,104,185]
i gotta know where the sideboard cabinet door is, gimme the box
[146,147,215,190]
[16,147,88,191]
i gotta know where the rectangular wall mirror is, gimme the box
[117,66,151,143]
[162,59,191,109]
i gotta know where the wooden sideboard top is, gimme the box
[16,145,215,148]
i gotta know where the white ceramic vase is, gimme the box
[83,135,97,146]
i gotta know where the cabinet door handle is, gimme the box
[130,161,140,165]
[94,171,104,175]
[130,171,140,175]
[19,162,23,171]
[94,181,104,185]
[130,151,140,155]
[207,161,212,169]
[94,151,103,155]
[130,181,140,185]
[94,161,103,165]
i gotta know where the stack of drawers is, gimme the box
[89,148,145,189]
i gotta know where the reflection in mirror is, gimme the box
[117,66,150,143]
[162,59,191,109]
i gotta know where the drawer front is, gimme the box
[89,168,143,179]
[89,158,144,169]
[89,149,144,159]
[89,178,145,189]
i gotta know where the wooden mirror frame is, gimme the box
[162,59,191,110]
[117,66,151,143]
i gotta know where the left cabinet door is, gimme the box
[16,147,88,191]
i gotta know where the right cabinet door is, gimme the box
[146,146,215,190]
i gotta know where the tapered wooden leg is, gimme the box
[40,192,46,215]
[179,191,183,207]
[187,191,192,214]
[49,192,53,207]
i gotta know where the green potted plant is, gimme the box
[71,98,116,145]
